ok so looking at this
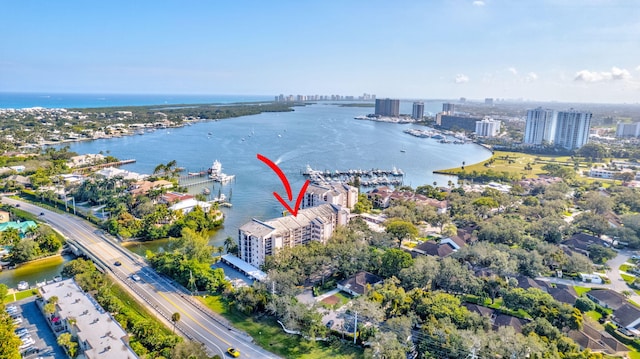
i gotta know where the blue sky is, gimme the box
[1,0,639,103]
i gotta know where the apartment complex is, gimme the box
[523,108,592,150]
[39,279,138,359]
[238,204,349,267]
[412,102,424,120]
[475,118,501,137]
[555,110,592,150]
[524,107,556,145]
[374,98,400,117]
[302,182,358,210]
[616,122,640,138]
[436,113,481,132]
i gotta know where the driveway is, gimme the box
[605,250,640,304]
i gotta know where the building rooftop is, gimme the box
[40,279,138,359]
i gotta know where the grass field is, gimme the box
[200,295,363,359]
[3,289,37,303]
[574,286,593,296]
[622,273,636,285]
[436,150,618,183]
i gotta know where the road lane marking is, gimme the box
[157,292,231,346]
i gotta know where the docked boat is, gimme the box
[208,160,235,184]
[202,187,211,195]
[17,281,28,290]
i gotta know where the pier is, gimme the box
[74,159,136,173]
[302,165,404,187]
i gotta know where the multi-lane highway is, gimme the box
[2,197,278,359]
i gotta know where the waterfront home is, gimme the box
[0,220,37,237]
[168,198,212,214]
[66,153,105,168]
[128,179,173,196]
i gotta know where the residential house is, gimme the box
[168,198,212,214]
[337,271,382,297]
[569,322,629,355]
[612,303,640,336]
[0,221,37,238]
[129,179,173,196]
[66,154,105,168]
[367,186,393,208]
[561,233,604,257]
[586,289,627,310]
[412,240,455,258]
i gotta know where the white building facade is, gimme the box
[554,109,592,150]
[616,122,640,138]
[475,118,501,137]
[238,204,349,267]
[524,107,556,145]
[302,182,358,210]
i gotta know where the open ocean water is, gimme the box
[0,92,274,109]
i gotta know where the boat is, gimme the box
[400,150,406,153]
[202,188,211,195]
[17,281,28,290]
[208,160,235,183]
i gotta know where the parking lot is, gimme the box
[8,296,67,358]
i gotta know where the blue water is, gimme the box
[60,102,491,246]
[0,92,274,109]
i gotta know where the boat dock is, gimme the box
[302,165,404,187]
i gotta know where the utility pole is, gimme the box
[353,311,358,344]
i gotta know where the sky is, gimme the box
[1,0,639,103]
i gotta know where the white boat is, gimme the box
[208,160,235,183]
[202,188,211,195]
[17,281,28,290]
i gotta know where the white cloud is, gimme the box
[525,72,538,82]
[455,74,470,84]
[472,0,485,6]
[507,67,518,76]
[574,66,632,82]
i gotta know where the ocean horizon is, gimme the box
[0,92,276,109]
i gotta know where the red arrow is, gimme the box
[257,154,310,217]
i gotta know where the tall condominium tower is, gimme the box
[375,98,400,117]
[412,102,424,120]
[524,107,556,145]
[554,109,592,150]
[442,103,455,114]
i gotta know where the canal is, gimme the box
[0,254,74,289]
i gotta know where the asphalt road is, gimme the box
[2,197,278,359]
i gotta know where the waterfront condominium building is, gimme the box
[524,107,556,145]
[616,122,640,138]
[554,109,592,150]
[475,118,501,137]
[412,102,424,120]
[374,98,400,117]
[238,204,349,267]
[302,182,358,210]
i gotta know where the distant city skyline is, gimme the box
[1,1,639,103]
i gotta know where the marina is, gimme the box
[302,165,404,187]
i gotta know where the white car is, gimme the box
[131,274,141,281]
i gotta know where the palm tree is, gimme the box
[171,312,181,333]
[224,236,235,253]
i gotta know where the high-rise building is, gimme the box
[442,103,455,114]
[554,109,592,150]
[524,107,556,145]
[475,118,501,137]
[374,99,400,117]
[485,98,494,106]
[616,122,640,138]
[412,102,424,120]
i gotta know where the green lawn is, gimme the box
[622,273,636,285]
[585,310,602,322]
[621,264,636,273]
[628,351,640,359]
[574,286,592,296]
[200,295,363,359]
[4,289,37,303]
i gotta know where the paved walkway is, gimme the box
[315,288,341,303]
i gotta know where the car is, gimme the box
[227,347,240,357]
[131,274,141,281]
[114,261,122,266]
[14,204,20,207]
[39,212,44,216]
[326,320,334,328]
